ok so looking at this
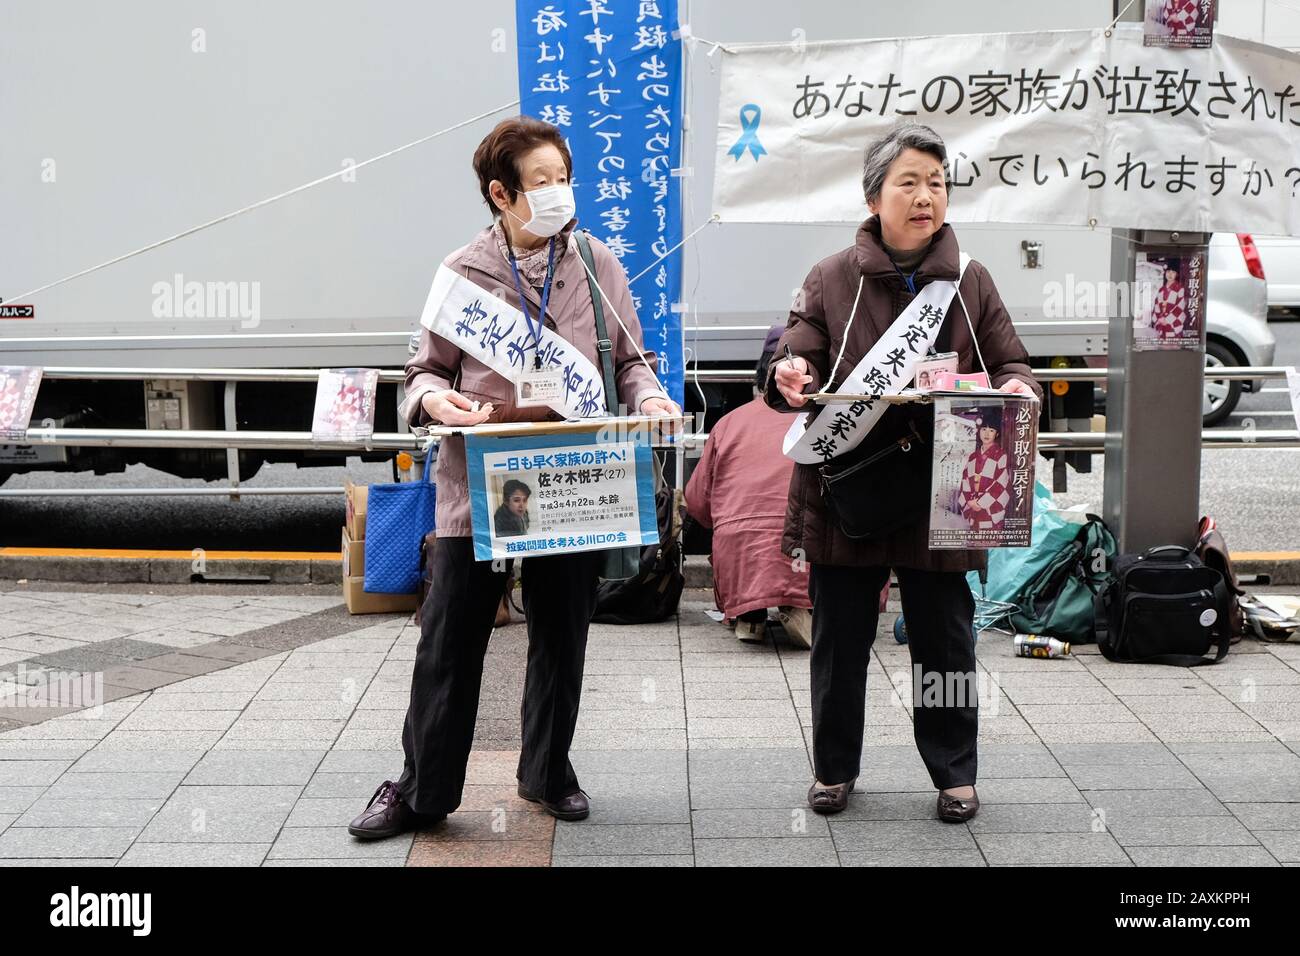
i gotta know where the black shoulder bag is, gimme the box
[816,294,956,541]
[1094,545,1233,666]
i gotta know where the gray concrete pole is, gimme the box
[1103,228,1210,552]
[1101,1,1212,553]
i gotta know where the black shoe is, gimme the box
[936,786,980,823]
[807,777,856,815]
[347,780,442,839]
[517,782,590,821]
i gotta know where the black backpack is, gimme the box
[592,486,684,625]
[1094,545,1233,666]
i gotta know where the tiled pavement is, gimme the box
[2,583,1300,866]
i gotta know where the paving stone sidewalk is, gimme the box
[1,582,1300,866]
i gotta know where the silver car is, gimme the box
[1204,232,1276,426]
[1254,235,1300,316]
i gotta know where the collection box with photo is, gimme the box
[928,395,1039,550]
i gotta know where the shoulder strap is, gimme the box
[933,254,972,355]
[1094,589,1115,659]
[574,230,619,415]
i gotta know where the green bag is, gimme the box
[967,482,1078,605]
[1008,515,1117,644]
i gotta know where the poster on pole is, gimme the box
[929,395,1038,550]
[1144,0,1216,49]
[465,426,659,561]
[1132,250,1207,351]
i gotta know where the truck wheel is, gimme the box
[1203,340,1242,428]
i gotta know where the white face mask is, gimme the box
[507,182,576,238]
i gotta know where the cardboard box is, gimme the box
[341,526,366,579]
[345,480,368,539]
[344,575,417,615]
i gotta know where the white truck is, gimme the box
[1,0,1291,486]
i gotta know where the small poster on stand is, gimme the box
[312,368,380,442]
[465,424,659,562]
[929,395,1038,550]
[0,366,44,441]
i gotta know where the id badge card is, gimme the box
[516,368,564,406]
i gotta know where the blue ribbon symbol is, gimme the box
[728,104,766,162]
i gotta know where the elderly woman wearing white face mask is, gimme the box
[349,116,680,840]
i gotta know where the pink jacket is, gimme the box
[400,221,666,537]
[685,397,812,617]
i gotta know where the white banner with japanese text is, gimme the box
[420,264,610,419]
[713,24,1300,235]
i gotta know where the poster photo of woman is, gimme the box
[0,366,43,440]
[960,411,1010,533]
[311,368,380,441]
[929,397,1037,549]
[1134,251,1206,352]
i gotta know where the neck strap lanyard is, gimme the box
[894,261,919,295]
[505,238,556,370]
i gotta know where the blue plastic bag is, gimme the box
[363,450,436,594]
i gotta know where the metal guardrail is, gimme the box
[15,427,419,452]
[9,366,416,498]
[3,364,1297,500]
[0,486,345,497]
[35,367,407,383]
[687,366,1294,384]
[8,426,1298,455]
[34,364,1292,385]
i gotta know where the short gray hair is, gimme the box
[861,122,951,206]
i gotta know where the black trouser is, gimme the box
[808,564,978,790]
[396,536,603,815]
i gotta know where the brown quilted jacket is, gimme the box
[764,215,1043,572]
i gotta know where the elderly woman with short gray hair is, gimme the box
[766,122,1041,822]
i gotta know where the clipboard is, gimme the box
[422,414,688,440]
[808,388,1005,406]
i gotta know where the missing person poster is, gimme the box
[311,368,380,442]
[1133,250,1207,352]
[929,396,1038,549]
[0,366,43,440]
[1144,0,1215,49]
[465,428,659,561]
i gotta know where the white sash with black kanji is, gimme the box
[419,263,609,419]
[784,253,971,464]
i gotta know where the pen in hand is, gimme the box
[785,345,810,394]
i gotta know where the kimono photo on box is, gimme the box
[960,410,1011,533]
[929,397,1037,550]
